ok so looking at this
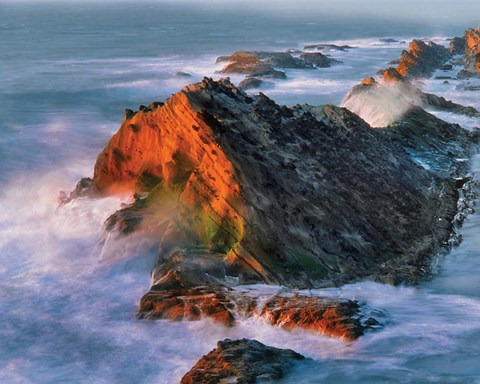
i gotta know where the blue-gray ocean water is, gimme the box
[1,1,480,383]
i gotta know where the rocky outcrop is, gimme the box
[304,43,354,51]
[449,36,466,54]
[382,106,478,177]
[458,26,480,77]
[238,77,274,91]
[396,40,451,78]
[79,77,477,341]
[235,294,367,341]
[218,52,287,79]
[138,281,370,341]
[420,92,479,117]
[216,51,340,79]
[94,79,462,287]
[379,40,450,81]
[94,78,462,288]
[181,339,305,384]
[299,52,340,67]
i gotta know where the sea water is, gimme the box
[1,1,480,383]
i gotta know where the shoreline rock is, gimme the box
[181,338,305,384]
[92,78,460,288]
[378,39,450,82]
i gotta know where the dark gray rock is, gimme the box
[449,36,466,54]
[300,52,341,67]
[304,43,354,51]
[380,38,400,43]
[176,71,192,77]
[421,92,479,117]
[238,77,274,90]
[217,50,340,79]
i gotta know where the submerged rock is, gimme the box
[379,38,400,44]
[304,43,354,51]
[176,71,192,77]
[181,338,305,384]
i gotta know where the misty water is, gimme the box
[1,1,480,383]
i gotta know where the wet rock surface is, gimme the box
[67,30,480,352]
[88,77,473,304]
[343,73,479,128]
[236,294,366,341]
[181,338,305,384]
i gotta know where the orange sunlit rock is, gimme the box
[256,295,364,342]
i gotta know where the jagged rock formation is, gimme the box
[71,74,477,341]
[453,26,480,78]
[57,72,479,348]
[344,38,468,127]
[181,339,305,384]
[92,78,465,292]
[379,39,450,81]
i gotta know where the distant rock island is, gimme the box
[216,49,341,90]
[63,25,480,383]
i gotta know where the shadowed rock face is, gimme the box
[181,338,305,384]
